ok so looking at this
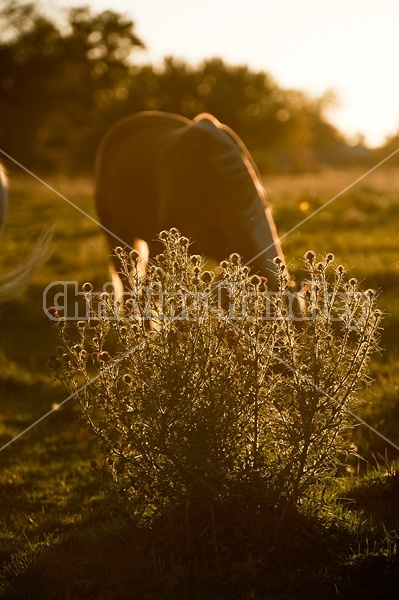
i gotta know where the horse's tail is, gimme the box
[0,162,53,301]
[0,228,53,302]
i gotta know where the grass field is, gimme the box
[0,166,398,599]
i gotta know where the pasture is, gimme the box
[0,167,398,599]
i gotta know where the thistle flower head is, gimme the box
[190,255,201,266]
[304,250,315,263]
[365,288,376,299]
[179,236,189,248]
[229,253,241,266]
[82,282,93,293]
[129,249,140,263]
[47,306,59,318]
[250,275,261,286]
[201,271,213,283]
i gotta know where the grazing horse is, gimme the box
[95,111,288,293]
[0,161,51,301]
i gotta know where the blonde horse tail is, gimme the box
[1,162,53,301]
[0,228,53,302]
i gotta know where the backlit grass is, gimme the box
[0,167,398,599]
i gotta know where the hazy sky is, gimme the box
[52,0,399,147]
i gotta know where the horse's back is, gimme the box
[95,111,191,245]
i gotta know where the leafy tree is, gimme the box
[0,1,144,171]
[0,1,354,173]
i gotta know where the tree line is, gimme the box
[0,1,379,174]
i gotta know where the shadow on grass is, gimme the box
[1,486,399,600]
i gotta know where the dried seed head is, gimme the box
[229,253,241,266]
[250,275,261,286]
[179,236,189,248]
[349,278,357,287]
[129,249,140,263]
[201,271,213,283]
[159,230,168,241]
[82,282,93,293]
[326,253,335,263]
[123,374,132,385]
[190,255,201,266]
[114,246,124,256]
[91,352,101,363]
[99,351,111,362]
[304,250,315,263]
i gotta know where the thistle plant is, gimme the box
[49,230,381,531]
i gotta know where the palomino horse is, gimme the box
[95,111,288,293]
[0,162,51,301]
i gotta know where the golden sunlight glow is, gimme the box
[55,0,399,146]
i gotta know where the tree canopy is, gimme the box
[0,1,374,173]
